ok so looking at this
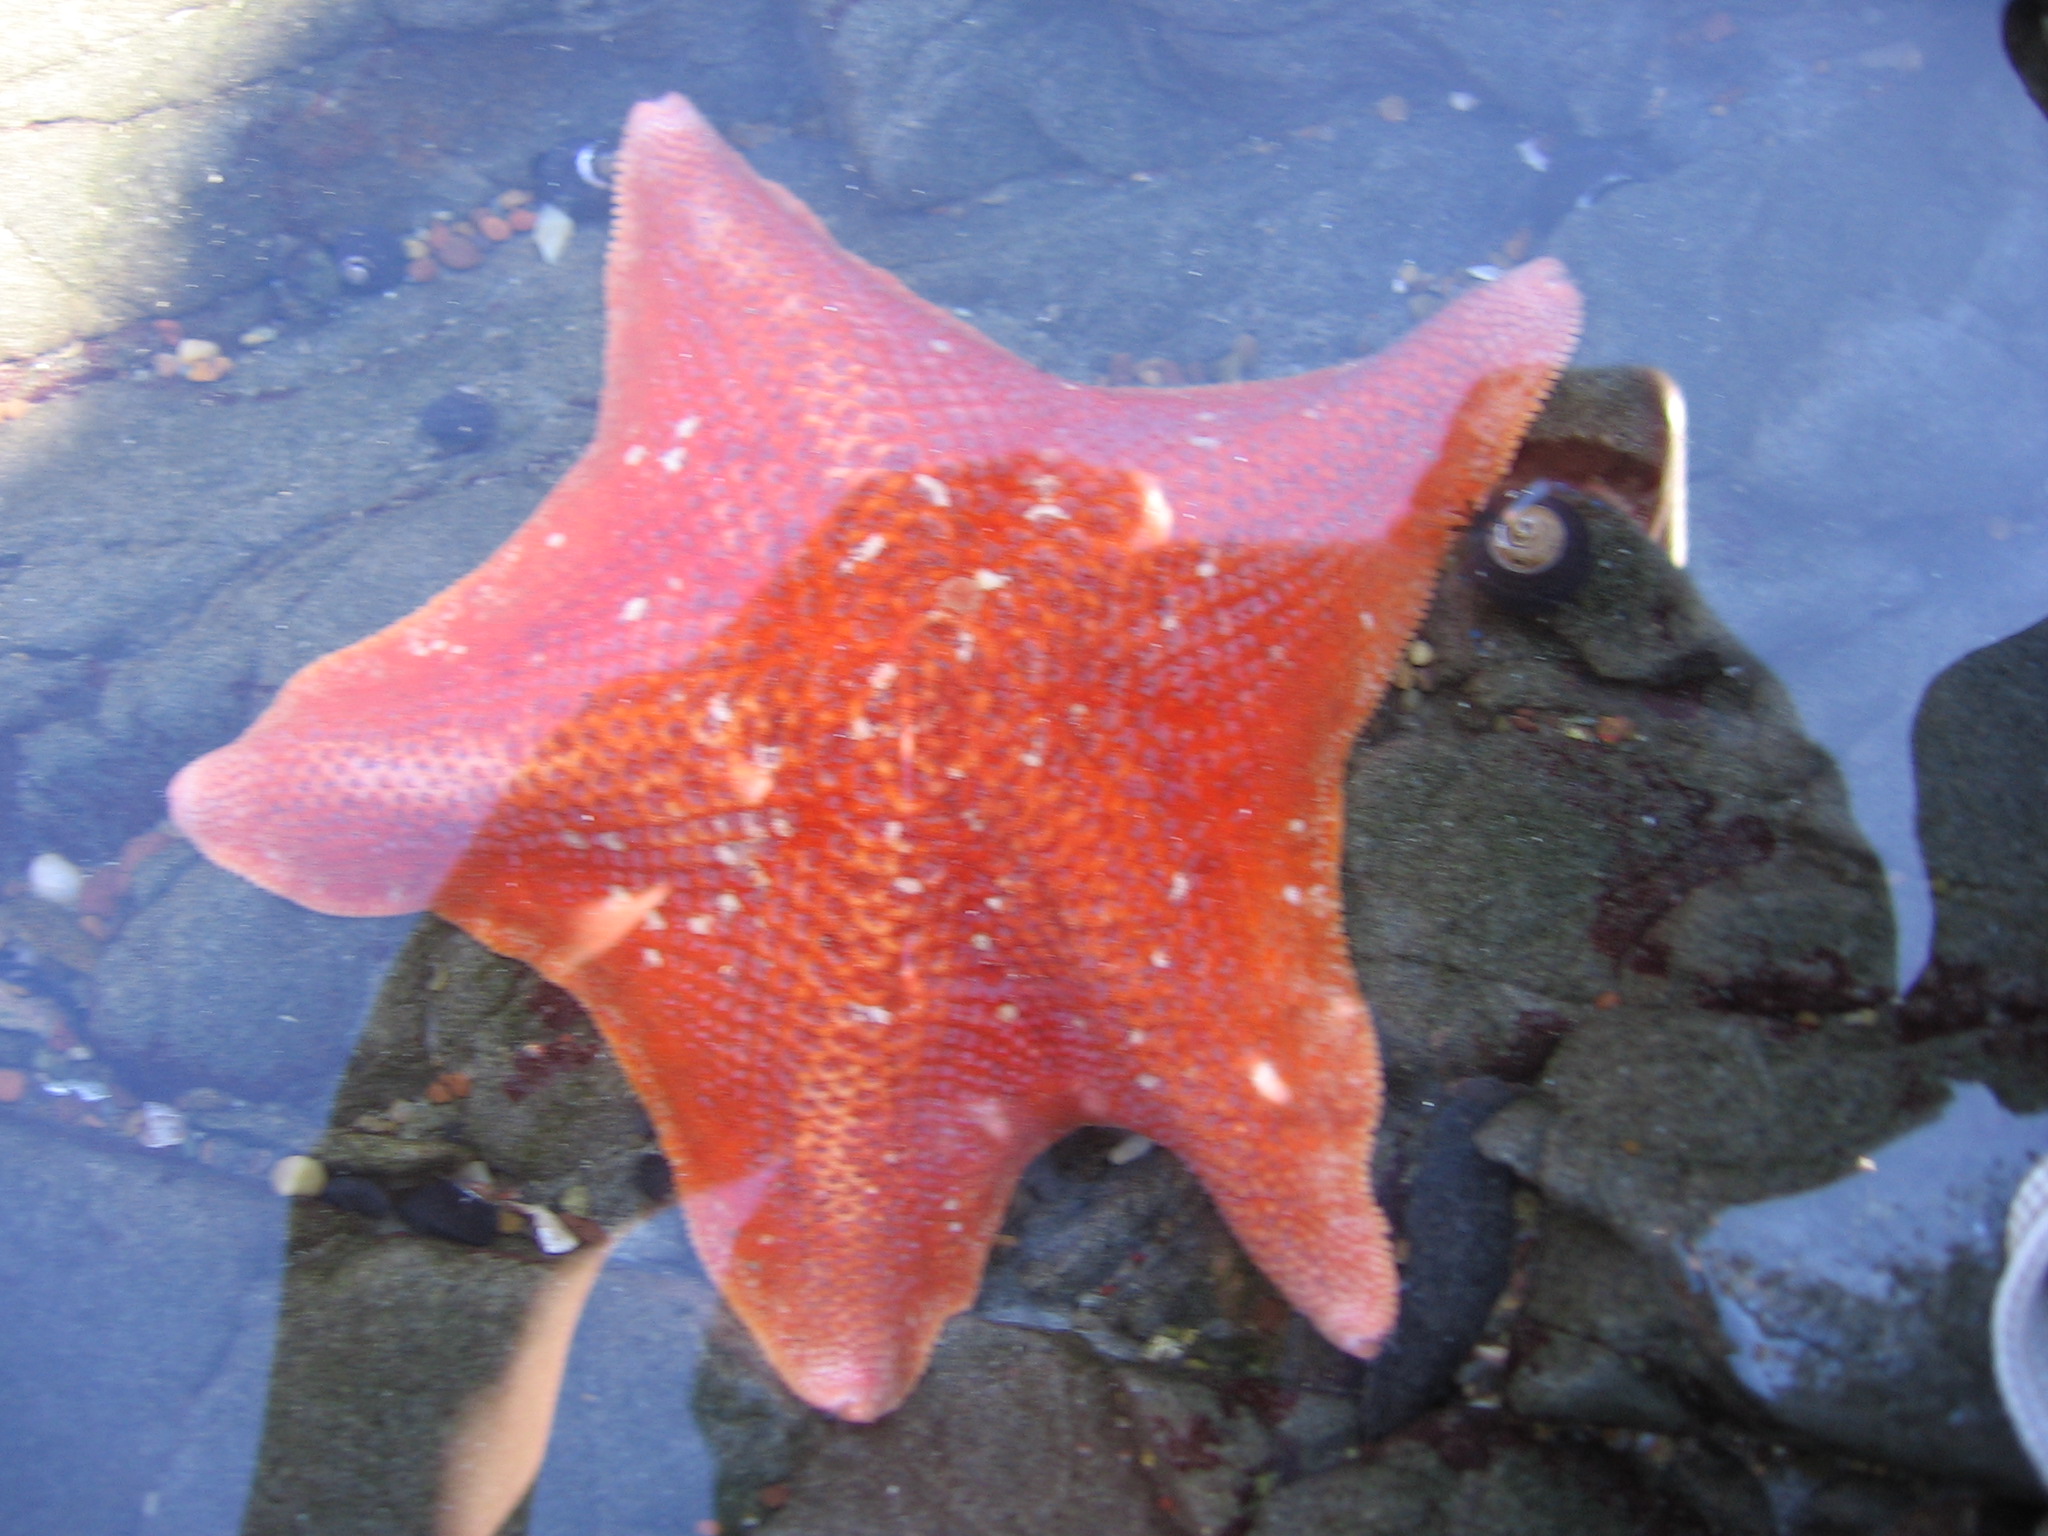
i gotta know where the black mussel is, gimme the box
[419,388,498,454]
[330,228,407,294]
[320,1174,394,1221]
[634,1147,675,1202]
[395,1179,500,1246]
[530,139,618,223]
[1465,480,1597,613]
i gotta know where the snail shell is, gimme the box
[1466,480,1597,612]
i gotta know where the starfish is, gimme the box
[169,95,1580,1421]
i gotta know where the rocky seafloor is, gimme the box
[2,2,2047,1534]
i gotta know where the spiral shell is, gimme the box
[1465,480,1597,613]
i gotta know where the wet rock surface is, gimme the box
[3,2,2048,1533]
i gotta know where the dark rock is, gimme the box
[243,1216,580,1536]
[418,388,499,454]
[726,1316,1196,1536]
[1908,613,2048,1049]
[1248,1419,1708,1536]
[1345,497,1896,1105]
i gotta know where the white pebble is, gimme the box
[26,852,84,907]
[533,204,575,265]
[270,1155,329,1198]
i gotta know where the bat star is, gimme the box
[170,94,1580,1420]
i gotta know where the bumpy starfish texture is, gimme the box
[170,94,1580,1421]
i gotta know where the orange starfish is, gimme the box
[170,95,1580,1421]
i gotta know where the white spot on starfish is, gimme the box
[1250,1059,1292,1105]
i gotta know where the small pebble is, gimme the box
[396,1179,499,1246]
[26,851,84,907]
[419,389,497,454]
[174,337,220,364]
[270,1154,329,1197]
[405,256,440,283]
[477,213,513,243]
[508,207,538,233]
[1448,91,1480,111]
[321,1174,394,1220]
[427,225,484,271]
[1406,639,1436,668]
[239,325,279,347]
[0,1068,26,1103]
[182,355,233,384]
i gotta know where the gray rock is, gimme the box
[801,0,1236,206]
[0,1115,283,1536]
[90,846,413,1103]
[529,1228,720,1535]
[1551,2,2048,976]
[1131,0,1664,135]
[0,0,384,360]
[1692,1081,2047,1493]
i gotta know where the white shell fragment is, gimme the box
[270,1155,329,1198]
[512,1202,583,1255]
[1106,1133,1155,1166]
[132,1102,189,1149]
[26,852,84,907]
[533,203,576,265]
